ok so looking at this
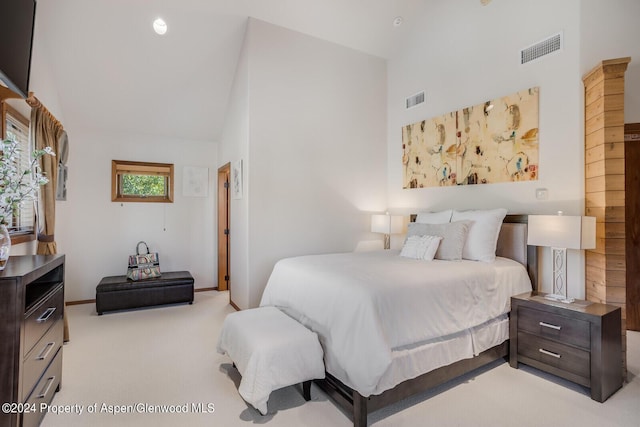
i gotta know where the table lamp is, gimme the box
[527,212,596,302]
[371,213,403,250]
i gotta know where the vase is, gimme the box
[0,223,11,270]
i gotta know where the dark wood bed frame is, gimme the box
[315,214,538,427]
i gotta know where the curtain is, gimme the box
[30,107,63,255]
[30,106,67,341]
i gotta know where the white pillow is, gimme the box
[420,235,443,260]
[406,221,470,261]
[451,208,508,262]
[415,210,453,224]
[400,235,443,261]
[400,235,421,259]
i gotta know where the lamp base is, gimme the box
[551,247,568,299]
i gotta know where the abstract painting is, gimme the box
[402,87,539,188]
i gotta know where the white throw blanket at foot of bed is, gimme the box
[216,307,325,415]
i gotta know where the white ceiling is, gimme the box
[34,0,428,142]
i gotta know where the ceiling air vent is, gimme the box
[520,32,562,65]
[406,91,425,109]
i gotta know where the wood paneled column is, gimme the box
[583,57,630,380]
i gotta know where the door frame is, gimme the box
[625,123,640,331]
[217,163,230,295]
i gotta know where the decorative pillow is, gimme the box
[400,235,443,261]
[451,208,508,262]
[415,210,453,224]
[420,235,443,260]
[406,221,470,261]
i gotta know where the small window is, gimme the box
[111,160,174,203]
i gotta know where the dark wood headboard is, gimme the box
[409,213,537,290]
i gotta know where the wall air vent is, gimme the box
[405,91,425,109]
[520,32,563,65]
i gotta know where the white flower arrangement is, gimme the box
[0,138,55,226]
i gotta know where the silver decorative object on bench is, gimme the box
[126,241,161,281]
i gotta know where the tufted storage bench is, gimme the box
[216,306,325,415]
[96,271,194,315]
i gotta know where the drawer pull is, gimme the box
[539,321,561,331]
[36,307,56,323]
[36,342,56,361]
[539,348,561,359]
[36,376,56,399]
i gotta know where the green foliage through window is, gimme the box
[121,174,167,197]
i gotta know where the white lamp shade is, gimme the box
[371,214,403,234]
[527,215,596,249]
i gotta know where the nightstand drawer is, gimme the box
[518,306,590,349]
[518,332,590,380]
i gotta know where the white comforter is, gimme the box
[259,250,532,396]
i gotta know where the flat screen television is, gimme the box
[0,0,37,98]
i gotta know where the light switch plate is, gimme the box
[536,188,548,200]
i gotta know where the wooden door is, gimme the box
[217,164,230,292]
[625,123,640,331]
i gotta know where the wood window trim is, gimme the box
[111,160,174,203]
[1,101,36,245]
[2,102,29,135]
[10,231,36,245]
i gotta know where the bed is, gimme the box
[259,214,537,426]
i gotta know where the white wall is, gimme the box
[219,21,251,309]
[580,0,640,123]
[55,129,217,301]
[220,19,388,309]
[387,0,585,296]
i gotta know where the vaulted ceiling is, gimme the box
[34,0,429,141]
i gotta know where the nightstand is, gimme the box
[509,291,622,402]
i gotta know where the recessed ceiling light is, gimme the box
[153,18,167,35]
[393,16,403,27]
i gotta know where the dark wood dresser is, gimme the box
[0,255,65,427]
[510,291,622,402]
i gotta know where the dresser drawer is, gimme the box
[24,283,64,356]
[518,306,590,349]
[518,331,590,380]
[22,346,62,427]
[22,318,63,401]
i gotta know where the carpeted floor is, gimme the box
[40,291,640,426]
